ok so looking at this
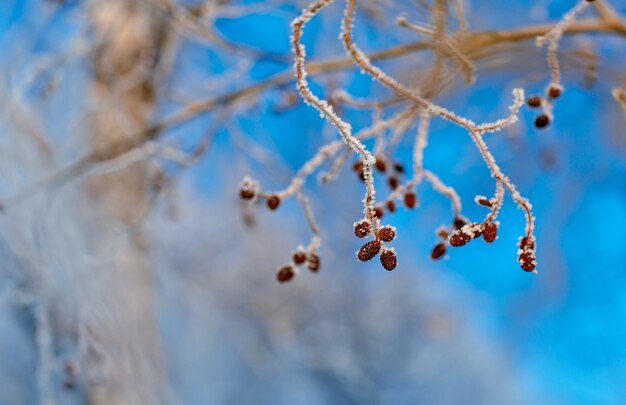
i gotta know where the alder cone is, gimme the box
[307,253,320,272]
[518,252,536,272]
[482,222,498,243]
[375,156,387,172]
[519,236,535,251]
[431,242,447,259]
[358,240,381,262]
[388,176,399,190]
[354,221,371,238]
[267,195,281,210]
[449,231,470,247]
[380,249,397,271]
[276,266,295,282]
[534,114,550,128]
[239,189,255,200]
[293,250,306,264]
[404,192,417,209]
[378,226,395,242]
[548,86,561,99]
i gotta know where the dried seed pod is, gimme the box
[388,176,399,190]
[378,225,396,242]
[534,114,550,128]
[527,95,542,108]
[449,231,471,247]
[267,195,281,210]
[293,249,306,264]
[375,156,387,172]
[354,220,371,238]
[276,265,296,283]
[307,252,320,272]
[374,206,384,219]
[352,161,364,173]
[453,216,469,230]
[357,240,381,262]
[518,252,536,272]
[548,86,561,99]
[482,222,498,243]
[431,242,447,259]
[404,191,417,209]
[386,200,396,213]
[380,248,397,271]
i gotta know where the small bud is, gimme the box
[239,189,255,200]
[354,220,371,238]
[375,156,387,172]
[307,253,320,272]
[378,225,396,242]
[534,114,550,129]
[352,161,364,173]
[437,227,449,239]
[453,216,469,230]
[293,249,306,264]
[386,200,396,213]
[548,86,561,99]
[476,197,492,207]
[358,240,381,262]
[239,177,259,200]
[267,195,281,210]
[276,265,296,282]
[380,248,397,271]
[482,222,498,243]
[374,206,384,219]
[431,242,447,259]
[393,162,404,173]
[526,95,542,108]
[388,176,399,190]
[404,192,417,209]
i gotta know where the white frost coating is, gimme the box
[476,88,525,134]
[536,0,589,88]
[291,0,377,221]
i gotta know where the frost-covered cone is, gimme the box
[292,249,306,264]
[266,195,281,210]
[354,220,371,238]
[276,265,296,282]
[378,225,396,242]
[239,177,259,200]
[482,222,498,243]
[357,240,381,262]
[380,248,397,271]
[306,252,320,272]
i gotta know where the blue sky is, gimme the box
[1,1,626,404]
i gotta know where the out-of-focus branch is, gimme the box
[3,13,626,208]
